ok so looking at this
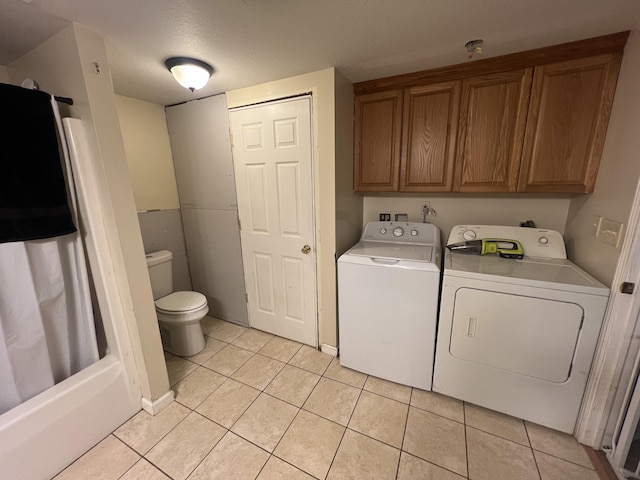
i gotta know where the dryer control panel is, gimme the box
[448,225,566,259]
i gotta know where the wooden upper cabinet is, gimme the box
[454,69,533,192]
[353,33,628,194]
[400,81,461,192]
[519,54,623,193]
[354,90,403,191]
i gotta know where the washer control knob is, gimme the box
[411,229,418,236]
[538,236,549,245]
[380,228,387,235]
[462,229,477,241]
[393,227,404,237]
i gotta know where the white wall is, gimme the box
[115,95,180,212]
[335,69,362,257]
[364,194,571,241]
[115,95,191,292]
[227,68,341,347]
[564,28,640,286]
[7,24,169,402]
[0,66,9,83]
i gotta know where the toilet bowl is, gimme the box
[156,291,209,356]
[145,250,208,357]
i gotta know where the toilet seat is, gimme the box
[155,291,207,314]
[156,304,209,326]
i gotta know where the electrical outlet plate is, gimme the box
[421,201,430,214]
[596,217,624,248]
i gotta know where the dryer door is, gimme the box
[449,288,583,382]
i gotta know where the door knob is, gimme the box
[301,245,311,254]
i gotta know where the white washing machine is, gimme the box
[338,221,441,390]
[433,225,610,433]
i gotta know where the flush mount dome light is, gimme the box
[165,57,213,92]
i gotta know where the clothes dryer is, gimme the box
[433,225,609,433]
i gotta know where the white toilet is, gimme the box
[145,250,208,356]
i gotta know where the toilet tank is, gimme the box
[145,250,173,300]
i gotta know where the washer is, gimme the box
[433,225,610,433]
[338,221,441,390]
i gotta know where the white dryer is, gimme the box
[433,225,609,433]
[338,222,441,390]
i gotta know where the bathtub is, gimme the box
[0,354,140,479]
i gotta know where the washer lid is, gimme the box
[444,252,609,296]
[346,241,434,263]
[156,291,207,312]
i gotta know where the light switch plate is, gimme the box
[596,217,624,248]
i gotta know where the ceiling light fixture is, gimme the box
[165,57,213,92]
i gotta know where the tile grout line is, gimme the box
[464,424,546,479]
[181,329,464,479]
[531,447,600,472]
[176,430,259,480]
[324,423,349,479]
[463,423,534,449]
[267,407,314,476]
[177,321,589,480]
[324,381,367,479]
[186,340,471,479]
[463,402,470,479]
[161,389,266,480]
[72,435,130,480]
[141,400,214,479]
[112,436,144,480]
[524,421,544,480]
[167,358,203,388]
[161,335,264,479]
[261,371,320,410]
[409,400,467,427]
[175,370,230,411]
[462,424,532,450]
[263,355,362,478]
[395,388,414,479]
[218,431,273,478]
[114,412,174,458]
[197,343,255,378]
[228,353,287,390]
[222,342,324,476]
[400,451,469,480]
[325,387,468,478]
[141,451,177,479]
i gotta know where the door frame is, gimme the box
[229,94,319,347]
[576,173,640,448]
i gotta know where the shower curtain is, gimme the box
[0,88,99,414]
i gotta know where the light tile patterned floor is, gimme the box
[55,317,601,480]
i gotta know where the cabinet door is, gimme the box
[400,81,461,192]
[454,69,532,192]
[519,54,622,193]
[354,90,403,192]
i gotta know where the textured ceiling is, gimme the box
[2,0,640,105]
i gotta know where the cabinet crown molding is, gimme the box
[354,31,629,95]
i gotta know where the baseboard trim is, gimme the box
[141,390,174,416]
[321,344,338,357]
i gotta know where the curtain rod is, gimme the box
[21,79,74,106]
[54,96,73,106]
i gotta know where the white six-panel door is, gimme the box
[229,97,317,346]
